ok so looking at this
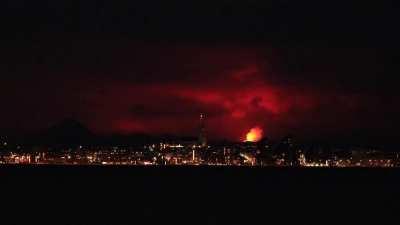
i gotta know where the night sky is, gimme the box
[1,1,400,146]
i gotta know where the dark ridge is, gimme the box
[35,118,94,146]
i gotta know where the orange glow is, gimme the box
[245,127,263,142]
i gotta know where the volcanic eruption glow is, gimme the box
[245,127,263,142]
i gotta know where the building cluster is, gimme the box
[0,139,399,167]
[0,115,399,167]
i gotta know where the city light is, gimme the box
[0,114,397,168]
[0,140,397,168]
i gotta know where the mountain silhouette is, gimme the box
[38,119,94,146]
[21,119,199,148]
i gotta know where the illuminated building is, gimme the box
[0,133,398,167]
[272,135,300,166]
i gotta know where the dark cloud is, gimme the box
[128,94,229,123]
[2,1,399,45]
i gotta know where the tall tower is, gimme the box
[198,113,207,147]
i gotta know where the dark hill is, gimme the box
[37,119,94,146]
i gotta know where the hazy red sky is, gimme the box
[1,42,398,145]
[1,1,400,146]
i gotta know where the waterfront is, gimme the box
[2,165,399,224]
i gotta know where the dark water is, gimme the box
[1,165,399,224]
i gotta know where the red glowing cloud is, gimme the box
[1,43,394,145]
[77,58,321,141]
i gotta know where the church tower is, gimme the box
[198,113,207,147]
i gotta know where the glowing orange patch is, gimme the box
[245,127,263,142]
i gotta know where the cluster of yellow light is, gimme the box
[245,127,263,142]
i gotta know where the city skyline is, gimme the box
[2,2,400,224]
